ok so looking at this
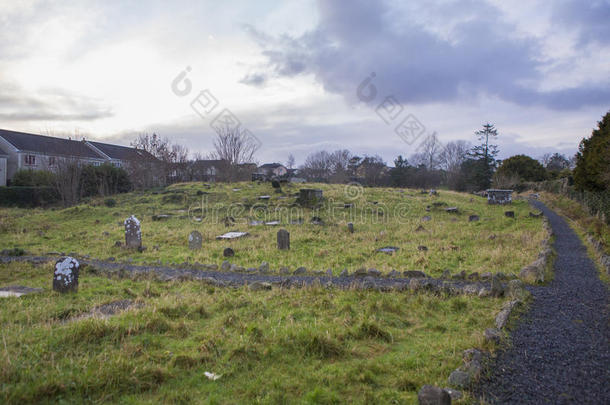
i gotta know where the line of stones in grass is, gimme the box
[0,253,516,297]
[518,216,554,283]
[418,292,528,404]
[419,203,551,403]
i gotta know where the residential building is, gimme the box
[0,146,8,186]
[0,129,158,186]
[85,140,157,168]
[0,129,107,184]
[256,163,288,180]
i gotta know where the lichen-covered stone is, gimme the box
[53,257,79,293]
[188,231,202,250]
[124,215,142,249]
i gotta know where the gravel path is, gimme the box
[475,201,610,404]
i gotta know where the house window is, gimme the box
[93,161,101,167]
[48,156,56,166]
[24,155,36,166]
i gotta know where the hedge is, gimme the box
[0,186,60,207]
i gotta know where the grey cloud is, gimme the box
[243,0,610,110]
[239,73,268,87]
[0,83,113,122]
[552,0,610,45]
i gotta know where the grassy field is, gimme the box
[0,182,545,277]
[0,184,544,403]
[0,261,506,404]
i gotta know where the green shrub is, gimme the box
[11,169,56,187]
[80,163,132,198]
[104,198,117,207]
[0,186,60,207]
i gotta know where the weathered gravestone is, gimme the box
[277,229,290,250]
[223,247,235,257]
[504,211,515,218]
[487,189,513,205]
[124,215,142,249]
[188,230,202,250]
[53,257,79,293]
[469,215,480,222]
[297,188,323,207]
[347,222,354,233]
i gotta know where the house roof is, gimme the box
[87,141,157,161]
[193,159,227,168]
[259,163,285,169]
[0,145,8,156]
[0,129,104,159]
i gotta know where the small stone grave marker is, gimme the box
[188,230,202,250]
[223,247,235,257]
[469,215,480,222]
[216,231,249,240]
[0,286,43,298]
[504,211,515,218]
[445,207,458,213]
[53,257,79,293]
[124,215,142,249]
[377,246,399,254]
[310,216,324,225]
[422,215,431,222]
[347,222,354,233]
[277,229,290,250]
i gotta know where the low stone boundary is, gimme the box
[418,288,528,403]
[519,215,554,283]
[0,254,517,296]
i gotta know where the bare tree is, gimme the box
[53,156,83,207]
[328,149,352,183]
[131,133,189,183]
[359,155,387,186]
[300,150,332,181]
[439,140,470,172]
[411,133,443,170]
[211,124,258,165]
[208,124,259,181]
[286,154,296,169]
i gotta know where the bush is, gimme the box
[80,163,132,198]
[11,169,56,187]
[0,186,60,207]
[104,198,117,207]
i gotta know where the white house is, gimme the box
[257,163,288,179]
[0,129,158,185]
[0,129,107,183]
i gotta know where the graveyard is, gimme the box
[0,182,547,403]
[0,182,545,277]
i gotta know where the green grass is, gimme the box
[0,182,544,277]
[0,261,505,404]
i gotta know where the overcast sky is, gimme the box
[1,0,609,165]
